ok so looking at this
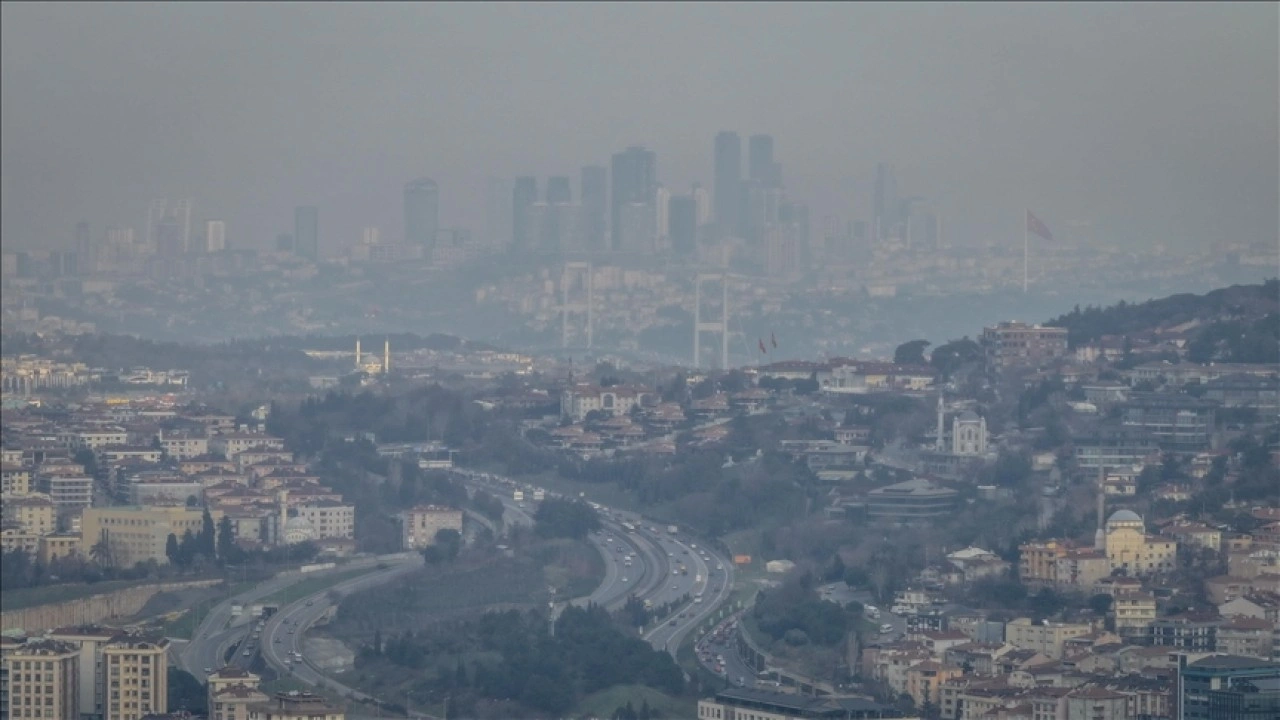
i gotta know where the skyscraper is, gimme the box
[512,176,538,251]
[655,185,671,241]
[748,134,776,187]
[617,201,656,254]
[610,146,657,251]
[205,220,226,253]
[546,176,572,205]
[404,178,440,250]
[155,215,184,258]
[581,165,608,251]
[692,183,711,226]
[484,177,513,251]
[553,202,584,252]
[713,131,742,233]
[294,205,319,260]
[873,163,899,242]
[669,194,697,256]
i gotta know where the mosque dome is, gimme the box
[1106,509,1143,526]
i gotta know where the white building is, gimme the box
[205,220,226,253]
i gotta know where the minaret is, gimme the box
[1094,465,1107,550]
[935,393,946,452]
[383,338,390,374]
[355,338,362,369]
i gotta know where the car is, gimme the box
[621,577,628,582]
[305,601,313,606]
[203,667,213,674]
[669,619,677,626]
[288,629,295,634]
[672,584,679,590]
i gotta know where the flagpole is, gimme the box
[1023,209,1029,294]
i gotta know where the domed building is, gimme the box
[1104,509,1177,576]
[282,515,316,544]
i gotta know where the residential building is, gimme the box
[3,640,79,720]
[560,384,652,422]
[400,505,462,551]
[1,495,55,536]
[292,502,354,540]
[1151,614,1221,652]
[1004,618,1092,659]
[1063,687,1129,720]
[1,465,32,494]
[0,635,23,720]
[1055,548,1111,590]
[1215,617,1277,660]
[1020,540,1070,584]
[981,322,1069,369]
[46,625,117,720]
[38,533,82,565]
[102,636,168,720]
[906,661,963,708]
[1111,592,1157,639]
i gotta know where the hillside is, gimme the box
[1045,279,1278,363]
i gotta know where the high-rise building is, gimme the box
[145,199,167,252]
[46,626,117,720]
[275,234,295,253]
[610,146,657,251]
[873,163,899,241]
[361,227,381,246]
[294,206,319,260]
[668,194,697,256]
[205,220,227,253]
[3,640,79,720]
[905,198,940,250]
[617,202,656,254]
[154,215,185,258]
[748,134,776,187]
[580,165,608,251]
[655,185,671,241]
[519,201,549,253]
[552,202,584,253]
[172,199,193,252]
[75,221,92,258]
[692,183,711,226]
[484,177,513,252]
[102,636,169,720]
[546,176,572,205]
[404,178,440,250]
[713,131,742,233]
[512,176,538,251]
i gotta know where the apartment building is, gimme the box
[2,640,80,720]
[981,321,1069,369]
[1,495,56,536]
[400,505,463,550]
[1004,619,1093,660]
[102,636,168,720]
[292,501,354,540]
[46,626,116,720]
[0,465,32,495]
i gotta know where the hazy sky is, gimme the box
[2,3,1276,255]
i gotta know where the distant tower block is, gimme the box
[146,199,168,250]
[383,338,390,373]
[560,262,593,349]
[693,273,730,370]
[355,338,362,369]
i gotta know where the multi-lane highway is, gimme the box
[259,556,422,698]
[178,553,418,682]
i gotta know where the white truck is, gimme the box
[695,574,703,583]
[513,490,524,502]
[667,525,679,535]
[532,489,545,502]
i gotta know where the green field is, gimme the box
[260,568,376,607]
[574,684,694,720]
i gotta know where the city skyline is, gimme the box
[2,4,1276,255]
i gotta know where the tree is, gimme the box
[90,529,114,568]
[894,340,931,366]
[165,533,180,565]
[167,668,207,713]
[930,338,982,378]
[216,515,236,562]
[200,508,216,558]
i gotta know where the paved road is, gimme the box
[179,555,413,682]
[259,556,423,698]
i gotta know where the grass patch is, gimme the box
[1,579,139,611]
[260,568,374,607]
[574,684,694,720]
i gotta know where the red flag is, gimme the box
[758,339,767,354]
[1026,211,1054,241]
[770,332,777,348]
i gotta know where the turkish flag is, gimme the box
[758,339,767,354]
[1027,211,1054,241]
